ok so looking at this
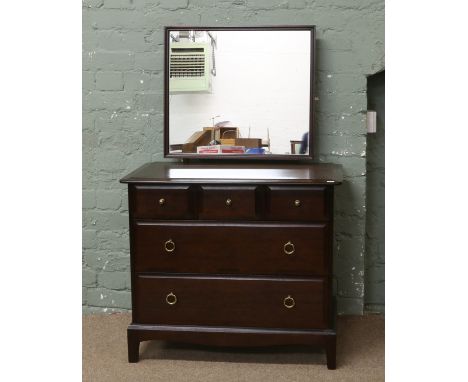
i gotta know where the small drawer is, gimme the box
[266,186,329,221]
[132,221,329,275]
[131,185,193,220]
[198,186,257,220]
[134,275,328,329]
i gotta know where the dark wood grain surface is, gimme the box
[132,185,195,220]
[134,275,328,329]
[198,185,257,220]
[132,221,329,275]
[129,183,336,221]
[123,161,341,368]
[120,162,343,185]
[265,185,330,221]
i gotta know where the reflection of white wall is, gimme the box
[169,31,311,154]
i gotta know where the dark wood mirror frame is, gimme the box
[163,25,316,161]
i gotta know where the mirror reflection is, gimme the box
[168,29,312,156]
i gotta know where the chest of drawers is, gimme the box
[120,162,342,369]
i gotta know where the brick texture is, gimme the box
[82,0,385,315]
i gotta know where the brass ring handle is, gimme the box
[164,239,175,253]
[294,199,301,207]
[225,198,232,206]
[283,295,295,309]
[159,198,166,205]
[166,292,177,305]
[283,241,295,255]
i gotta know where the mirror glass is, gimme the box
[166,28,314,158]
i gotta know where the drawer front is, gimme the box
[134,275,328,329]
[131,185,193,219]
[198,186,257,220]
[266,186,329,221]
[133,222,329,275]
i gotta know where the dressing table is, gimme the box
[120,26,343,369]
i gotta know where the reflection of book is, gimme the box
[197,145,245,154]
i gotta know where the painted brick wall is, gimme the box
[82,0,385,314]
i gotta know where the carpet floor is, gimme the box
[83,313,384,382]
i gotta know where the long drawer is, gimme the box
[134,275,328,329]
[132,222,330,276]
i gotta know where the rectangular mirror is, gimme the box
[164,26,315,160]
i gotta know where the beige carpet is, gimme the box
[83,313,384,382]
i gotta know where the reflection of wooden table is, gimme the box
[234,138,261,148]
[178,126,266,153]
[121,162,343,369]
[169,144,182,151]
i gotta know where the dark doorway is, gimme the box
[365,70,385,313]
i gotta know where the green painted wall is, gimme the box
[82,0,385,314]
[365,70,385,313]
